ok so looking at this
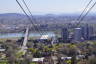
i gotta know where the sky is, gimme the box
[0,0,96,14]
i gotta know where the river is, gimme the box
[0,32,55,38]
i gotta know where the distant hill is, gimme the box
[0,13,29,25]
[0,13,96,26]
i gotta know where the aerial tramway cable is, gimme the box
[22,0,47,35]
[76,1,96,27]
[16,0,43,36]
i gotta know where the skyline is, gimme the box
[0,0,96,14]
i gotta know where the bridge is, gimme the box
[19,27,29,55]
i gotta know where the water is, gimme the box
[0,32,55,38]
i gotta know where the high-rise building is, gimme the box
[74,28,82,42]
[81,24,94,40]
[61,28,69,42]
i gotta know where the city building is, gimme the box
[61,28,69,43]
[81,24,94,40]
[0,44,6,53]
[74,28,82,42]
[32,57,44,64]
